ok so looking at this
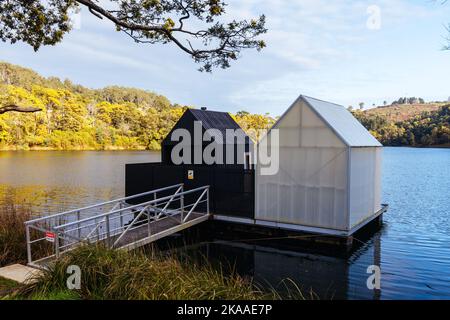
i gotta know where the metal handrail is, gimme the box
[25,183,184,225]
[53,186,210,230]
[183,188,208,223]
[25,184,210,267]
[82,201,132,241]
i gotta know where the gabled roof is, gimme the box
[301,96,382,147]
[188,109,241,133]
[162,108,250,145]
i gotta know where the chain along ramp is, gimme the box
[24,184,210,269]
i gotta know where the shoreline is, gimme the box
[1,145,448,151]
[0,146,157,152]
[383,144,450,149]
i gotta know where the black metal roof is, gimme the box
[162,108,250,146]
[188,109,242,132]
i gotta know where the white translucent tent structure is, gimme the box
[255,95,384,236]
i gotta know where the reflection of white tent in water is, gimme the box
[255,95,386,239]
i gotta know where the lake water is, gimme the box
[0,151,160,213]
[0,148,449,299]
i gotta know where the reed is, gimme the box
[17,245,273,300]
[0,203,30,266]
[0,201,53,267]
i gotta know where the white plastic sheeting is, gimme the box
[302,96,382,147]
[256,96,382,233]
[256,99,349,231]
[349,147,382,229]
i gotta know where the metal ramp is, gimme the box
[25,184,210,269]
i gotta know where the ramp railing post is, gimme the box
[77,210,81,240]
[96,218,100,242]
[206,187,210,215]
[106,215,111,248]
[147,207,151,236]
[180,184,184,223]
[26,224,31,265]
[55,230,60,258]
[119,202,124,232]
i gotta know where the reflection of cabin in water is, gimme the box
[126,96,387,245]
[184,228,382,299]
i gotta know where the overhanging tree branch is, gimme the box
[0,0,267,72]
[0,105,42,115]
[75,0,266,71]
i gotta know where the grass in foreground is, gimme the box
[0,201,310,300]
[14,245,282,300]
[0,276,19,298]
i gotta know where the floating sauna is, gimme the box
[125,96,387,243]
[254,95,384,236]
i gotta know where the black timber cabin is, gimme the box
[125,108,255,219]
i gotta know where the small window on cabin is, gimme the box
[244,152,251,170]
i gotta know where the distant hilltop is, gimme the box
[351,102,449,148]
[365,102,445,123]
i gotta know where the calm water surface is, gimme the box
[0,148,449,299]
[0,151,160,213]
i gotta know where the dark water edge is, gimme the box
[1,148,449,299]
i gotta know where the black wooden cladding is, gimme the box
[126,108,255,219]
[125,163,255,219]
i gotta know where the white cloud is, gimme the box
[225,0,447,114]
[2,0,448,114]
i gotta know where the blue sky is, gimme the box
[1,0,450,116]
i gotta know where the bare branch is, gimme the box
[0,0,267,71]
[0,105,42,115]
[73,0,266,71]
[89,7,103,20]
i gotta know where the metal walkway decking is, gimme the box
[25,184,210,269]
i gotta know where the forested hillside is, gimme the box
[1,62,448,150]
[353,104,450,147]
[0,62,275,150]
